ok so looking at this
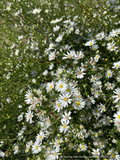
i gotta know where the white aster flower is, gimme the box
[55,80,68,93]
[106,70,113,78]
[112,61,120,69]
[53,25,60,32]
[54,101,63,112]
[36,131,46,143]
[60,120,69,133]
[58,92,72,108]
[112,88,120,103]
[85,39,96,46]
[73,98,85,110]
[76,67,86,79]
[79,144,88,151]
[61,111,71,124]
[62,50,75,59]
[46,81,54,92]
[55,35,63,42]
[91,148,100,158]
[32,142,41,154]
[32,9,41,14]
[13,145,19,154]
[49,51,55,61]
[25,110,33,123]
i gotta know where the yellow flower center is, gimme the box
[57,103,61,107]
[64,97,68,101]
[35,145,39,150]
[63,124,67,128]
[59,71,62,74]
[112,153,115,158]
[81,146,85,149]
[39,135,42,139]
[66,88,70,92]
[96,110,99,113]
[111,46,114,49]
[118,115,120,119]
[89,42,93,45]
[68,55,71,58]
[29,95,32,98]
[76,101,80,105]
[58,139,60,143]
[59,84,63,88]
[29,114,31,118]
[50,85,53,88]
[54,152,57,156]
[118,94,120,98]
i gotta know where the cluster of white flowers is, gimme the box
[1,0,120,159]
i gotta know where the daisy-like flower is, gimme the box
[46,82,54,92]
[13,145,19,154]
[80,129,89,138]
[55,80,68,93]
[49,52,55,61]
[32,9,41,14]
[62,50,75,59]
[94,54,100,62]
[54,101,63,112]
[58,92,72,108]
[106,82,115,90]
[32,142,41,154]
[60,120,69,133]
[25,90,33,104]
[92,106,102,118]
[34,95,42,106]
[85,95,95,106]
[91,148,100,158]
[61,111,71,124]
[101,115,111,126]
[98,103,106,112]
[107,42,117,51]
[49,149,60,160]
[113,110,120,122]
[106,70,113,78]
[25,110,33,123]
[75,29,80,34]
[75,67,86,79]
[50,17,63,24]
[36,131,46,143]
[110,29,119,37]
[96,31,105,40]
[74,50,84,60]
[53,25,60,32]
[55,35,63,43]
[85,39,96,46]
[49,43,55,50]
[79,144,88,151]
[73,98,85,110]
[15,49,19,56]
[91,44,99,51]
[112,61,120,69]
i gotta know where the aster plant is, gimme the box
[0,0,120,159]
